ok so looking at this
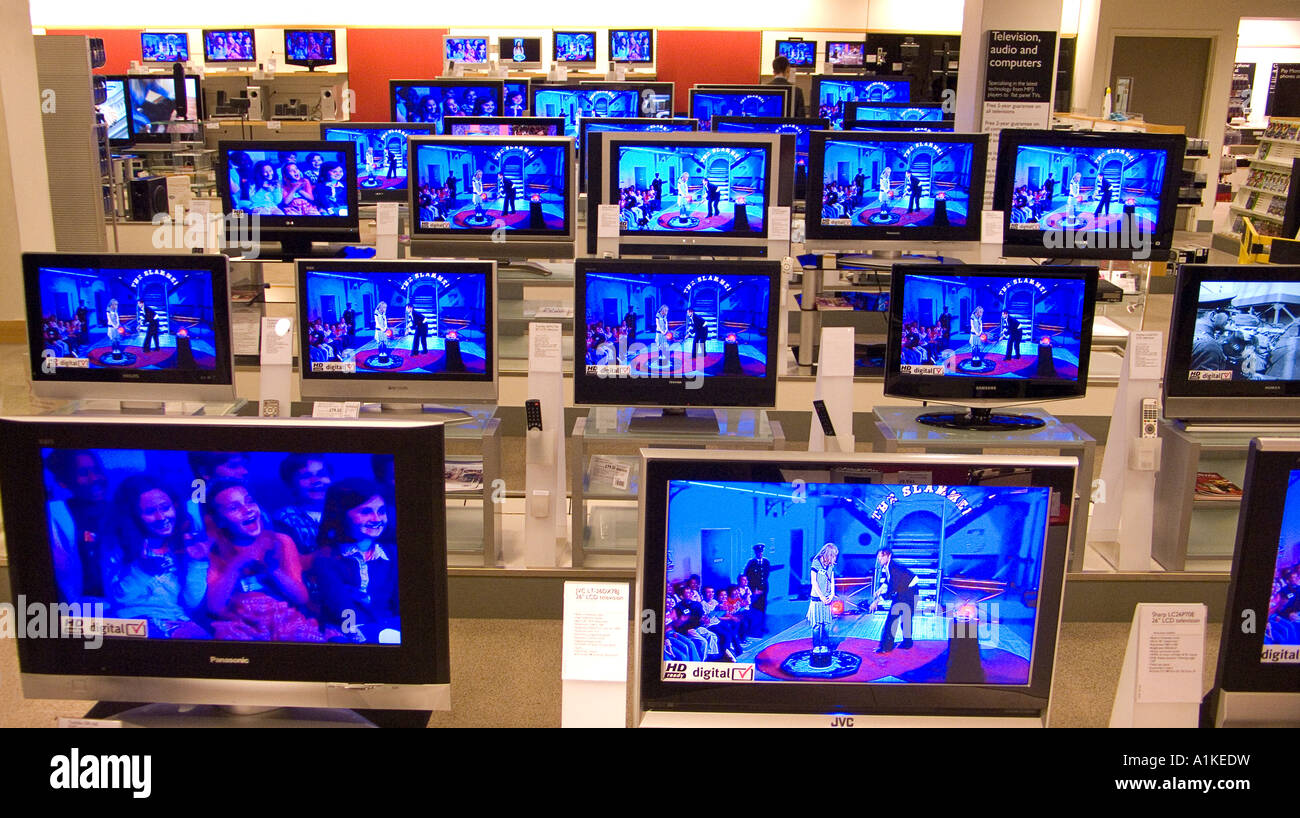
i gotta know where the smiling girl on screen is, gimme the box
[244,161,284,215]
[314,479,400,643]
[280,161,319,216]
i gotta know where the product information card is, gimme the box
[561,582,629,682]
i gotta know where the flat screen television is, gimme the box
[444,117,565,137]
[503,79,530,116]
[500,36,542,69]
[845,101,947,123]
[390,80,506,133]
[22,252,234,402]
[847,120,956,133]
[578,80,675,119]
[826,40,867,67]
[714,116,828,203]
[218,140,360,258]
[408,135,576,261]
[609,29,654,64]
[126,75,201,143]
[96,76,131,146]
[993,128,1186,261]
[1162,264,1300,422]
[805,131,989,247]
[884,263,1098,430]
[776,39,817,70]
[443,36,489,65]
[0,415,451,717]
[689,86,792,131]
[141,32,189,63]
[297,259,497,403]
[579,117,698,193]
[283,29,337,71]
[553,31,597,67]
[202,29,256,64]
[634,449,1076,724]
[530,84,643,138]
[320,123,434,204]
[574,258,780,427]
[813,75,912,129]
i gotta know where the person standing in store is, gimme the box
[767,55,806,117]
[743,544,772,635]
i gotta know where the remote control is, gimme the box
[813,399,837,438]
[525,398,543,432]
[1141,398,1159,438]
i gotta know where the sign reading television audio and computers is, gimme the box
[982,29,1056,130]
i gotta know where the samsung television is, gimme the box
[22,252,234,402]
[826,40,867,67]
[580,117,698,193]
[609,29,654,64]
[500,36,542,69]
[408,135,576,260]
[126,75,201,142]
[993,128,1186,260]
[635,449,1076,724]
[203,29,256,64]
[284,29,337,71]
[320,122,434,204]
[553,30,597,67]
[578,80,675,118]
[390,80,506,133]
[884,264,1098,430]
[531,83,643,138]
[574,258,780,424]
[845,101,947,123]
[297,259,497,402]
[776,39,817,70]
[443,36,489,65]
[813,75,912,129]
[444,117,565,137]
[714,116,828,203]
[0,415,451,719]
[503,79,530,116]
[96,76,131,146]
[689,86,791,131]
[141,32,189,63]
[805,131,989,247]
[1163,265,1300,422]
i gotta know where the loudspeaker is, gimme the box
[172,62,187,119]
[245,86,266,120]
[319,87,337,120]
[129,175,169,221]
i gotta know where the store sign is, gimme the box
[1267,63,1300,118]
[984,30,1056,104]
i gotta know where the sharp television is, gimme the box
[552,30,597,67]
[884,264,1098,430]
[993,128,1186,261]
[141,32,189,63]
[296,259,497,403]
[503,79,530,116]
[847,120,956,133]
[202,29,256,64]
[389,79,506,133]
[0,415,451,718]
[845,101,947,123]
[22,252,234,402]
[689,86,792,131]
[826,40,867,67]
[634,449,1076,724]
[578,80,675,119]
[813,75,912,129]
[609,29,654,64]
[408,135,576,261]
[283,29,337,71]
[579,116,698,193]
[776,39,817,70]
[218,140,361,258]
[500,36,542,69]
[320,122,434,204]
[126,75,201,143]
[1162,264,1300,422]
[714,116,828,203]
[96,76,132,147]
[573,258,780,426]
[444,116,565,137]
[805,131,989,248]
[443,36,489,65]
[530,83,643,138]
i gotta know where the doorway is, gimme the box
[1110,36,1211,136]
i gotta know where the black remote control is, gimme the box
[813,399,836,437]
[525,399,543,432]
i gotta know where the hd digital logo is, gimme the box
[50,748,151,799]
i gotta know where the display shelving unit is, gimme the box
[1226,116,1300,241]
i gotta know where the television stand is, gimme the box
[496,259,554,277]
[81,701,431,728]
[625,407,720,435]
[915,406,1045,431]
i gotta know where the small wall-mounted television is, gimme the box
[688,86,792,131]
[825,40,867,67]
[776,39,817,70]
[141,32,189,63]
[714,116,828,203]
[504,79,530,116]
[126,75,201,143]
[845,101,947,123]
[202,29,256,64]
[813,75,912,128]
[553,31,597,67]
[530,83,643,139]
[500,36,543,69]
[390,80,507,134]
[609,29,654,64]
[443,36,489,65]
[444,116,566,137]
[283,29,337,71]
[320,122,435,204]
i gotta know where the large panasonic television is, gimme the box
[96,76,131,146]
[500,36,543,70]
[443,36,489,66]
[530,84,643,139]
[845,101,947,123]
[320,122,434,204]
[813,75,911,129]
[444,117,565,137]
[202,29,256,64]
[578,80,675,119]
[390,80,506,133]
[283,29,337,72]
[635,449,1077,725]
[884,264,1099,430]
[503,79,530,116]
[688,86,792,131]
[1163,265,1300,422]
[141,32,189,63]
[23,252,234,402]
[0,415,451,720]
[126,75,201,143]
[218,140,360,258]
[579,117,698,193]
[609,29,654,64]
[553,30,597,67]
[574,258,780,429]
[993,128,1186,261]
[776,39,817,71]
[297,259,497,403]
[805,131,989,248]
[408,135,575,261]
[714,116,828,203]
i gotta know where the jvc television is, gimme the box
[993,128,1186,261]
[578,80,675,118]
[0,415,451,719]
[580,117,699,192]
[445,117,565,137]
[714,116,828,203]
[1163,265,1300,422]
[776,39,817,70]
[141,32,189,63]
[22,252,234,402]
[284,29,337,71]
[500,36,542,69]
[96,77,131,146]
[609,29,654,64]
[531,84,643,138]
[503,80,530,116]
[635,449,1076,724]
[443,36,489,65]
[390,80,506,133]
[203,29,256,63]
[553,31,597,67]
[297,259,497,403]
[805,131,989,246]
[320,123,434,204]
[846,101,947,123]
[813,75,912,129]
[574,258,780,425]
[884,264,1098,430]
[826,40,867,67]
[689,87,791,131]
[126,75,201,142]
[408,135,576,261]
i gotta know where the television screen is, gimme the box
[503,80,529,116]
[610,29,653,63]
[578,80,674,119]
[223,147,352,217]
[689,89,789,132]
[284,30,336,65]
[532,86,642,138]
[554,31,597,63]
[847,120,956,133]
[815,77,911,128]
[714,117,826,200]
[411,138,570,235]
[581,117,698,190]
[445,117,565,136]
[96,78,130,144]
[613,139,771,236]
[203,29,256,62]
[826,41,866,66]
[501,36,541,64]
[444,37,489,64]
[390,81,505,133]
[321,124,434,203]
[126,76,200,135]
[141,32,189,63]
[846,102,947,122]
[777,40,816,68]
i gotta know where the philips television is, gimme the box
[126,75,201,143]
[813,75,912,129]
[444,117,565,137]
[141,32,189,63]
[203,29,256,64]
[776,39,817,70]
[845,101,947,123]
[499,36,542,69]
[578,80,675,118]
[96,76,131,146]
[993,128,1186,260]
[1163,265,1300,422]
[714,116,829,203]
[826,40,867,67]
[390,80,506,133]
[22,252,234,402]
[283,29,337,71]
[218,140,360,258]
[805,131,989,247]
[408,135,576,261]
[574,258,780,423]
[609,29,654,64]
[0,415,451,719]
[553,31,597,67]
[530,83,643,138]
[320,123,434,204]
[579,117,698,193]
[689,86,792,131]
[503,79,530,116]
[884,264,1098,430]
[443,36,489,65]
[635,449,1076,724]
[297,259,497,403]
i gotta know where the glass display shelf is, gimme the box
[44,398,248,417]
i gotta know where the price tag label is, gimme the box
[590,455,632,491]
[312,401,362,419]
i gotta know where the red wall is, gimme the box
[346,28,447,121]
[656,30,763,114]
[47,28,143,74]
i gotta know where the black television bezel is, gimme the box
[140,31,190,63]
[389,79,507,133]
[844,100,948,123]
[217,139,361,247]
[804,130,989,243]
[775,38,817,70]
[846,119,956,133]
[608,28,655,64]
[124,74,203,145]
[319,122,435,204]
[689,85,793,124]
[498,35,543,66]
[824,40,868,66]
[282,29,338,70]
[201,28,257,64]
[883,263,1099,403]
[992,127,1187,261]
[0,417,450,693]
[443,116,566,137]
[551,30,598,67]
[573,258,781,408]
[579,117,699,194]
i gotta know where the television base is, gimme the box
[81,701,432,728]
[915,407,1046,432]
[626,408,720,435]
[497,259,554,277]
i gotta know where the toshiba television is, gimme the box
[635,449,1076,725]
[530,83,643,138]
[443,36,489,66]
[141,32,189,63]
[1163,265,1300,422]
[845,101,948,123]
[500,36,543,69]
[0,415,451,720]
[714,116,828,203]
[297,259,497,403]
[825,40,867,67]
[579,117,698,192]
[993,128,1186,260]
[23,252,234,402]
[202,29,256,64]
[126,75,201,143]
[390,79,506,133]
[689,86,792,131]
[444,117,565,137]
[776,39,817,70]
[813,75,912,129]
[96,76,131,146]
[884,264,1098,430]
[284,29,337,71]
[321,122,435,203]
[609,28,654,64]
[553,30,597,67]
